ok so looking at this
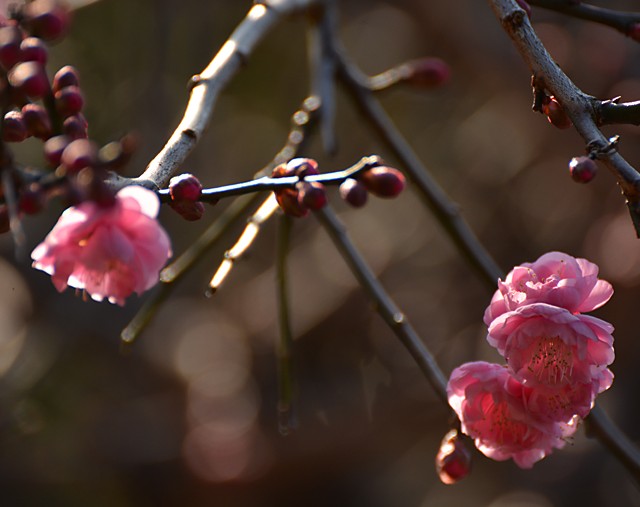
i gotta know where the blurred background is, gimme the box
[1,0,640,505]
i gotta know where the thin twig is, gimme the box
[157,155,383,204]
[586,405,640,488]
[276,214,296,434]
[207,194,279,294]
[330,43,503,289]
[135,0,319,189]
[315,205,449,406]
[528,0,640,35]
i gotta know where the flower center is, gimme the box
[528,335,573,385]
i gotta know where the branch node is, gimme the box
[183,128,198,140]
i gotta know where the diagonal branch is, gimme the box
[135,0,319,189]
[488,0,640,236]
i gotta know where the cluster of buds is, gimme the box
[272,158,327,218]
[0,1,137,230]
[272,158,406,217]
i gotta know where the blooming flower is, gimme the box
[484,251,613,326]
[32,186,171,305]
[447,361,578,469]
[487,303,614,388]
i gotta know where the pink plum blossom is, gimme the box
[447,361,578,468]
[484,252,613,326]
[487,303,614,388]
[32,185,171,305]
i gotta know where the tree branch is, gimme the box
[135,0,319,189]
[488,0,640,236]
[528,0,640,35]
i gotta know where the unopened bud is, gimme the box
[0,26,23,70]
[43,134,71,166]
[2,110,28,142]
[275,188,308,218]
[169,200,205,221]
[297,181,327,210]
[60,138,98,174]
[569,156,597,183]
[542,96,571,129]
[55,85,84,117]
[435,429,471,485]
[21,103,51,139]
[286,157,319,178]
[63,114,88,139]
[9,61,50,98]
[405,57,451,88]
[339,178,368,208]
[25,0,71,42]
[359,166,405,198]
[52,65,79,91]
[20,37,48,65]
[169,173,202,202]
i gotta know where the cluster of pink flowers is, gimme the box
[447,252,614,468]
[32,186,171,306]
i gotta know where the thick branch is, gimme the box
[136,0,318,189]
[488,0,640,234]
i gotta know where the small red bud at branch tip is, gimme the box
[435,429,471,485]
[569,156,597,183]
[359,166,405,198]
[169,173,202,202]
[406,58,451,88]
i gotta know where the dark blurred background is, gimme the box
[1,0,640,505]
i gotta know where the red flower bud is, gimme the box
[21,103,51,139]
[9,61,50,98]
[275,188,308,218]
[0,26,23,70]
[297,181,327,210]
[287,157,319,178]
[2,110,28,142]
[20,37,48,65]
[405,57,451,88]
[542,96,571,129]
[569,156,597,183]
[63,114,88,139]
[25,0,71,42]
[52,65,79,91]
[359,166,405,198]
[60,138,99,174]
[43,134,71,166]
[435,429,471,485]
[169,173,202,202]
[339,178,368,208]
[169,200,205,221]
[55,85,84,117]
